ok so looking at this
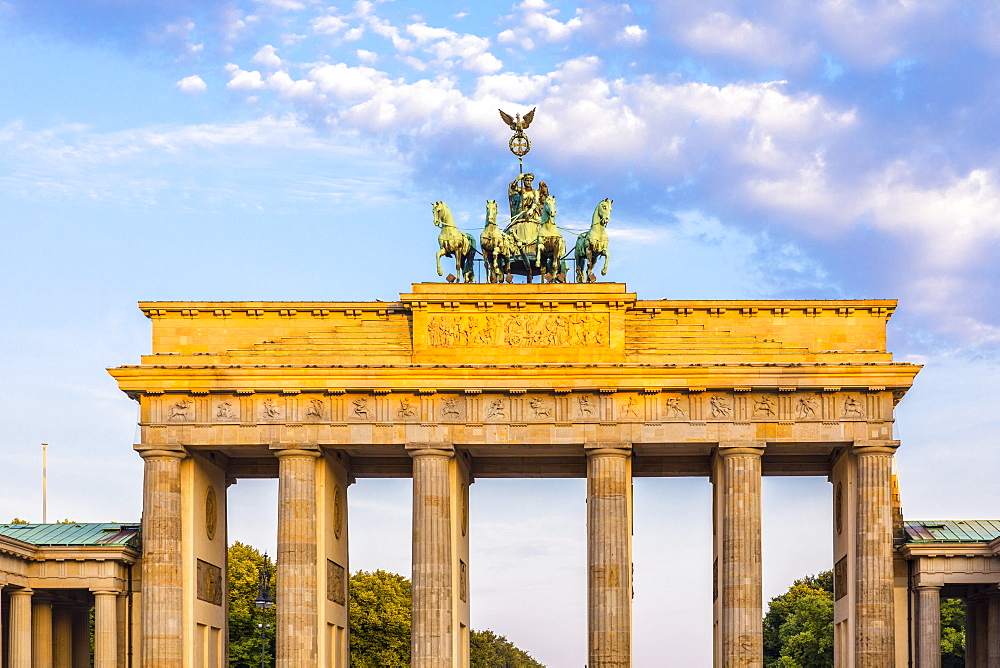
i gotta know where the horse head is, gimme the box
[485,200,498,227]
[593,198,613,227]
[542,195,557,224]
[432,200,451,228]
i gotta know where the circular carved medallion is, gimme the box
[205,485,218,541]
[835,482,843,536]
[509,133,531,157]
[333,485,343,539]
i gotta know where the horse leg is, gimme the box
[436,248,446,276]
[601,250,609,277]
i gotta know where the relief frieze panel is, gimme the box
[427,312,609,348]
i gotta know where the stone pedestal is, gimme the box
[93,590,118,668]
[275,447,322,667]
[714,443,764,668]
[409,444,458,667]
[916,584,941,668]
[52,605,73,668]
[137,446,187,667]
[9,589,32,668]
[586,443,632,668]
[853,441,897,667]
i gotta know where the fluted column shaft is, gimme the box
[854,443,897,667]
[968,600,979,668]
[32,595,54,668]
[275,447,321,667]
[71,606,90,668]
[719,446,764,667]
[138,447,186,667]
[53,605,73,668]
[93,590,118,668]
[989,590,1000,668]
[409,446,455,667]
[916,584,941,668]
[9,589,32,668]
[586,445,632,668]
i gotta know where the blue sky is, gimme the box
[1,0,999,664]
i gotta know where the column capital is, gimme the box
[717,441,766,457]
[271,444,321,459]
[915,582,943,590]
[90,589,121,596]
[135,444,188,460]
[10,587,34,597]
[584,441,632,457]
[853,440,899,456]
[406,442,455,458]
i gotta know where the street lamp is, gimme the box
[255,552,274,668]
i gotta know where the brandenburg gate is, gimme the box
[110,282,919,666]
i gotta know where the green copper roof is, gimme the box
[904,520,1000,543]
[0,523,140,549]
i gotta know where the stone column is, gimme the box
[71,605,90,668]
[967,596,979,668]
[976,597,989,668]
[915,584,941,668]
[52,605,74,668]
[853,441,898,667]
[717,444,765,667]
[32,594,54,668]
[93,590,118,668]
[586,443,632,668]
[409,444,456,667]
[275,447,321,667]
[137,445,187,667]
[989,588,1000,668]
[9,588,32,668]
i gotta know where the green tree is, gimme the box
[470,629,544,667]
[9,517,28,524]
[227,542,275,667]
[349,570,412,667]
[940,598,965,668]
[763,571,834,668]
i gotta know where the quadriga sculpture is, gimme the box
[535,195,567,283]
[479,199,515,284]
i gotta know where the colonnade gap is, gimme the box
[108,282,920,667]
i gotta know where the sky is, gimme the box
[1,0,999,664]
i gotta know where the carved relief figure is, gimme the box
[397,398,417,419]
[261,398,282,420]
[529,397,553,418]
[427,312,609,348]
[752,395,776,417]
[796,396,818,419]
[352,397,370,419]
[709,395,732,418]
[215,401,238,420]
[306,399,324,420]
[620,396,639,419]
[842,396,865,418]
[168,399,193,422]
[664,397,686,418]
[485,398,507,420]
[579,395,596,416]
[441,398,461,419]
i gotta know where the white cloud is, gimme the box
[175,75,207,94]
[356,49,378,64]
[498,0,583,50]
[254,0,305,10]
[225,64,265,90]
[250,45,282,69]
[311,15,347,35]
[618,25,646,45]
[308,62,392,102]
